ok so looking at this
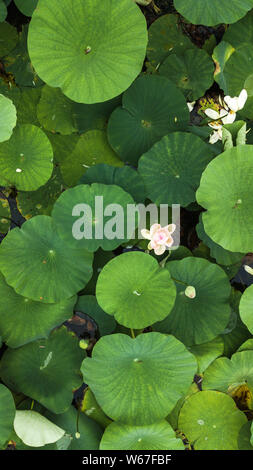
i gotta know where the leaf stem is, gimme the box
[130,328,135,339]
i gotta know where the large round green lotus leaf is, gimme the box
[0,1,7,22]
[79,164,146,203]
[188,337,224,374]
[159,49,214,101]
[0,384,15,449]
[46,132,79,165]
[28,0,147,104]
[0,22,18,56]
[16,167,64,219]
[196,214,244,266]
[0,215,93,303]
[223,10,253,48]
[96,252,176,329]
[14,0,38,16]
[0,94,16,142]
[0,196,10,233]
[16,87,41,126]
[0,327,84,414]
[203,350,253,407]
[196,145,253,253]
[73,95,121,134]
[220,290,252,357]
[4,25,43,88]
[0,125,53,191]
[107,75,189,165]
[222,44,253,96]
[52,183,135,252]
[212,41,235,95]
[37,86,77,135]
[66,137,120,183]
[178,390,247,450]
[174,0,253,26]
[75,295,116,337]
[237,422,253,450]
[14,411,65,447]
[146,14,194,67]
[0,79,21,110]
[45,406,102,450]
[100,420,184,450]
[0,272,77,348]
[60,130,123,187]
[239,285,253,333]
[82,332,197,424]
[154,257,231,346]
[138,132,213,207]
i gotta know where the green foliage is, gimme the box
[1,0,253,452]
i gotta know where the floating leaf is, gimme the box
[60,130,123,187]
[0,22,18,57]
[196,214,244,266]
[0,384,15,449]
[188,337,224,374]
[82,332,197,424]
[4,25,43,88]
[0,125,53,191]
[212,41,235,94]
[147,14,194,67]
[28,0,147,103]
[159,49,214,101]
[0,272,77,348]
[154,257,231,346]
[100,420,184,450]
[239,285,253,334]
[0,94,16,143]
[14,410,65,447]
[178,390,247,450]
[107,75,189,165]
[81,388,112,429]
[138,132,213,207]
[79,164,146,203]
[0,327,84,414]
[0,215,93,303]
[37,86,78,135]
[202,350,253,410]
[196,145,253,253]
[96,252,176,329]
[52,183,135,252]
[14,0,38,16]
[0,1,7,23]
[45,406,103,450]
[174,0,253,26]
[16,166,64,219]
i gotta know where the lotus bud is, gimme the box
[244,265,253,276]
[185,286,196,299]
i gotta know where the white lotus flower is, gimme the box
[224,89,248,113]
[187,101,196,112]
[205,108,227,121]
[209,125,223,144]
[141,223,176,256]
[244,265,253,275]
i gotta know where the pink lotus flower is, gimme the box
[141,223,176,256]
